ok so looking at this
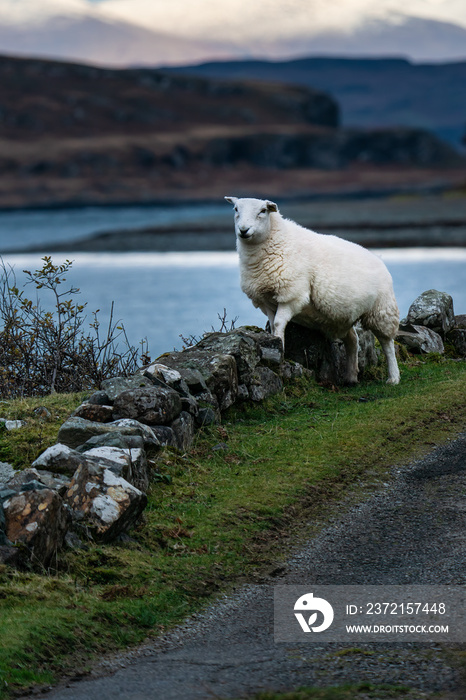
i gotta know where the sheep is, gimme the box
[225,196,400,385]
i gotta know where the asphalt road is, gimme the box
[27,433,466,700]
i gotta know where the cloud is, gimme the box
[0,0,465,53]
[0,0,91,24]
[99,0,381,40]
[98,0,466,40]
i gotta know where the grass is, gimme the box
[0,356,465,697]
[0,393,87,469]
[239,683,416,699]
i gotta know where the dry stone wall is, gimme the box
[0,291,464,569]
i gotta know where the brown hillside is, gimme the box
[0,54,463,208]
[0,54,339,140]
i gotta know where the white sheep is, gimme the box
[225,196,400,385]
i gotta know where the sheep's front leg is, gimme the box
[259,304,276,334]
[272,303,298,351]
[343,327,359,385]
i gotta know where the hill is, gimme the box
[166,56,466,148]
[0,54,463,209]
[0,54,338,139]
[2,4,466,66]
[0,9,239,67]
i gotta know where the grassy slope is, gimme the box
[0,357,465,696]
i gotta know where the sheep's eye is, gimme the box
[259,208,266,214]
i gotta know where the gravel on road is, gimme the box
[25,433,466,700]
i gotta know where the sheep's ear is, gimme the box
[224,196,238,205]
[266,200,278,212]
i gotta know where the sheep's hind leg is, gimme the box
[343,327,359,385]
[377,335,400,385]
[272,303,298,352]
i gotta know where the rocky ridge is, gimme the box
[0,291,464,569]
[0,54,464,209]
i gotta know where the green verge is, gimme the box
[237,682,416,699]
[0,357,465,697]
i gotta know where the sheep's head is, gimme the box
[225,196,278,244]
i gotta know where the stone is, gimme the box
[248,366,283,401]
[284,323,326,372]
[239,326,284,365]
[57,417,160,449]
[0,462,16,484]
[7,468,42,490]
[195,391,222,425]
[406,289,455,336]
[212,442,228,451]
[0,545,21,566]
[3,488,70,567]
[237,384,250,400]
[155,365,208,394]
[100,375,152,401]
[446,328,466,356]
[35,446,141,494]
[72,403,114,423]
[143,363,182,385]
[7,466,71,497]
[195,329,260,383]
[86,390,111,405]
[196,408,218,428]
[396,324,445,354]
[357,328,379,369]
[454,314,466,329]
[32,444,85,476]
[20,480,48,492]
[151,426,178,447]
[141,363,191,397]
[0,419,26,430]
[279,361,305,381]
[0,488,17,502]
[64,462,147,543]
[196,326,284,381]
[113,386,182,426]
[33,472,71,497]
[84,447,131,478]
[180,394,199,418]
[196,390,220,411]
[127,448,149,492]
[77,433,145,452]
[0,500,8,545]
[64,531,86,550]
[283,321,378,384]
[161,351,238,411]
[170,411,195,451]
[84,446,148,492]
[33,406,52,421]
[260,346,283,366]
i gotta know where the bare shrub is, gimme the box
[0,256,149,397]
[178,307,238,350]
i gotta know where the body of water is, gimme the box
[2,249,465,359]
[0,204,231,252]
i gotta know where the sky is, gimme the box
[1,0,466,41]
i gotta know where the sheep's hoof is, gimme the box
[386,377,400,385]
[343,377,359,386]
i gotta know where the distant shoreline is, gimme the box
[0,181,462,215]
[2,190,465,255]
[4,220,466,255]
